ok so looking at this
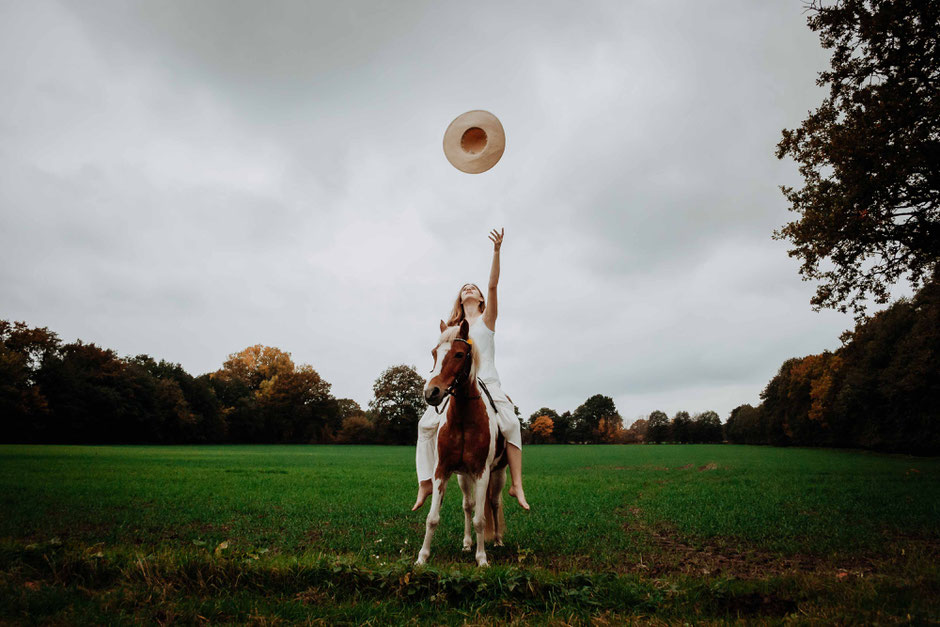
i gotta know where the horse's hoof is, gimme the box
[494,539,504,547]
[476,558,489,567]
[462,543,472,552]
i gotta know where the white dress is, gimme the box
[415,316,522,482]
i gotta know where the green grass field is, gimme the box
[1,444,938,624]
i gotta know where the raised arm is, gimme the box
[483,227,503,331]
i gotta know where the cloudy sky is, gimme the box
[0,0,905,423]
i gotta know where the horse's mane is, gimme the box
[438,325,480,382]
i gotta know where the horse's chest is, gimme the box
[436,415,491,478]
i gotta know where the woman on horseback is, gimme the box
[412,227,530,511]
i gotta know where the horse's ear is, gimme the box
[459,319,469,339]
[440,320,447,333]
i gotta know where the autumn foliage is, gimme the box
[726,274,940,454]
[0,326,376,445]
[529,415,554,443]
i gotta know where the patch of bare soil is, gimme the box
[161,521,229,541]
[300,522,330,548]
[714,591,800,617]
[618,506,914,579]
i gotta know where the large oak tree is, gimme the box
[369,364,426,445]
[776,0,939,318]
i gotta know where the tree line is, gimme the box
[525,272,939,454]
[725,273,939,455]
[524,401,722,445]
[2,272,935,452]
[0,325,426,446]
[0,321,720,448]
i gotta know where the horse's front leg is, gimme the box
[457,474,475,552]
[416,475,449,566]
[472,468,491,566]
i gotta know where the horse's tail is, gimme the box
[483,497,495,541]
[484,469,507,542]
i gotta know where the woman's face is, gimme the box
[460,284,483,305]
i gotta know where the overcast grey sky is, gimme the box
[0,0,904,423]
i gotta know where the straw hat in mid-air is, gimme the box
[443,110,506,174]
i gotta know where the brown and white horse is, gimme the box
[416,319,508,567]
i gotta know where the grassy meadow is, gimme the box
[1,443,938,624]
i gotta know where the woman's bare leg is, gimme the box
[412,479,433,511]
[506,444,530,510]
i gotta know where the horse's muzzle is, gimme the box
[425,386,443,406]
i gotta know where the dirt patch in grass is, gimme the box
[715,591,800,617]
[160,521,229,541]
[299,522,333,550]
[619,506,887,579]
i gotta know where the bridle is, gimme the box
[432,337,480,414]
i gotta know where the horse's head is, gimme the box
[425,319,479,406]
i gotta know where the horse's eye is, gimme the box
[454,352,464,358]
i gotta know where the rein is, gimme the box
[433,338,481,415]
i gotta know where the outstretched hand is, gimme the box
[488,227,504,252]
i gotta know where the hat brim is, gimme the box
[443,110,506,174]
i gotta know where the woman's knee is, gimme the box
[418,409,441,433]
[499,417,522,444]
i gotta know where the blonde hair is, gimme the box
[445,283,485,327]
